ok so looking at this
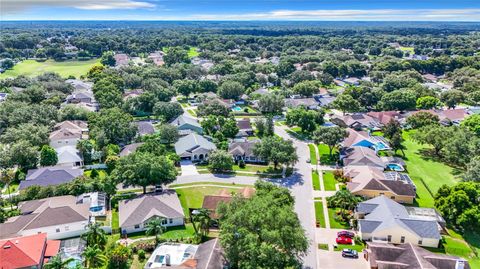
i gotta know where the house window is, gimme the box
[391,196,395,199]
[387,235,392,242]
[401,236,405,243]
[162,219,167,225]
[56,228,60,233]
[169,218,173,224]
[379,193,384,196]
[134,224,140,229]
[65,226,69,231]
[418,239,422,245]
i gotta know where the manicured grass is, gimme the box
[186,109,197,116]
[176,186,241,218]
[314,201,326,228]
[309,144,318,164]
[318,243,329,250]
[334,241,365,252]
[84,170,107,180]
[286,127,312,141]
[312,171,321,191]
[322,171,337,191]
[402,131,460,207]
[187,47,199,58]
[127,224,196,241]
[0,59,100,79]
[111,209,119,230]
[399,46,415,54]
[327,208,350,229]
[169,182,251,188]
[1,182,19,194]
[232,164,281,174]
[318,144,338,165]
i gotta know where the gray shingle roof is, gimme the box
[119,191,184,228]
[134,121,155,136]
[174,133,216,155]
[356,196,441,240]
[20,167,84,190]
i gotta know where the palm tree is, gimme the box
[43,254,74,269]
[82,223,107,249]
[82,244,107,268]
[327,189,361,220]
[192,208,211,238]
[145,218,165,246]
[0,169,16,210]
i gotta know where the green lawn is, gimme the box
[0,59,100,79]
[402,131,460,207]
[127,224,196,241]
[328,208,350,229]
[312,171,321,191]
[111,209,119,230]
[187,47,199,58]
[318,144,338,165]
[286,127,312,141]
[232,164,281,174]
[399,46,415,54]
[314,201,326,228]
[186,109,197,116]
[334,241,365,252]
[309,144,318,164]
[169,182,251,188]
[318,243,329,250]
[175,186,241,218]
[322,171,337,191]
[84,170,107,180]
[1,182,19,194]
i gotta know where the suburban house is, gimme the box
[202,187,255,219]
[0,92,8,102]
[174,133,216,161]
[0,233,60,269]
[143,238,226,269]
[331,113,381,130]
[55,145,84,167]
[355,196,444,248]
[228,140,265,163]
[284,98,319,110]
[114,53,130,67]
[411,108,470,125]
[342,147,385,169]
[19,166,84,190]
[364,242,470,269]
[64,80,98,112]
[236,118,254,137]
[342,77,360,86]
[49,120,88,148]
[344,166,416,204]
[343,129,390,152]
[367,111,403,126]
[119,142,144,157]
[118,191,185,234]
[0,195,91,240]
[134,121,155,136]
[148,51,165,66]
[170,113,203,135]
[65,79,93,92]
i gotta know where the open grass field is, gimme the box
[314,201,326,228]
[162,46,199,58]
[399,46,415,54]
[402,131,460,207]
[0,59,100,79]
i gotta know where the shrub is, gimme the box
[238,160,246,168]
[137,250,146,261]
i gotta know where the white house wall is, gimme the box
[19,220,89,240]
[121,217,184,234]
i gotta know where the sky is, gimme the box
[1,0,480,21]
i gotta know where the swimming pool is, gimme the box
[232,106,242,111]
[374,142,388,151]
[386,163,404,172]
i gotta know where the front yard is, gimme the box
[314,201,326,228]
[317,144,339,165]
[327,207,350,229]
[312,171,320,191]
[322,171,337,191]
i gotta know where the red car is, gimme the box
[336,236,353,245]
[337,231,355,238]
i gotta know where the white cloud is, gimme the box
[2,0,155,13]
[186,9,480,21]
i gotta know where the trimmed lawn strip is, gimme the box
[334,242,365,252]
[328,207,350,229]
[309,144,318,164]
[111,209,119,230]
[170,182,251,188]
[322,171,337,191]
[318,243,329,250]
[314,201,326,228]
[312,171,320,191]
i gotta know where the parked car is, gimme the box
[341,249,358,258]
[337,231,355,238]
[336,236,352,245]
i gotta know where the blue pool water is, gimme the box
[232,106,242,111]
[90,206,103,212]
[386,163,404,172]
[374,142,388,151]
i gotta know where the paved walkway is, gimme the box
[180,160,199,176]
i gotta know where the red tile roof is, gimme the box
[0,233,58,269]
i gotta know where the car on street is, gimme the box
[336,236,353,245]
[342,249,358,258]
[337,231,355,238]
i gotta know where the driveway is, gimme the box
[317,250,368,269]
[179,160,199,176]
